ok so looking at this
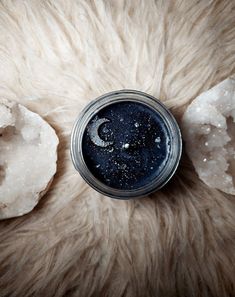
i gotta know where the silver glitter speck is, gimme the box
[123,143,130,149]
[155,137,161,143]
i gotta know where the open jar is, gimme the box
[70,90,182,199]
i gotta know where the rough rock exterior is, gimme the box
[0,98,58,219]
[182,78,235,195]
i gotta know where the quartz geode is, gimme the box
[182,78,235,195]
[0,99,59,219]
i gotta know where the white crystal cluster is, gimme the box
[0,99,59,219]
[182,78,235,195]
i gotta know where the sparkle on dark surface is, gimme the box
[82,101,170,190]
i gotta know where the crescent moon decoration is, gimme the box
[88,117,114,148]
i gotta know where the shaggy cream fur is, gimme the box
[0,1,234,296]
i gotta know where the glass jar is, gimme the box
[70,90,182,199]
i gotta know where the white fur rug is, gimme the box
[0,1,235,296]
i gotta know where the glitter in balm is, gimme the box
[70,90,182,199]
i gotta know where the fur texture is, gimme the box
[0,1,235,296]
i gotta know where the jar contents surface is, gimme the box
[82,101,171,190]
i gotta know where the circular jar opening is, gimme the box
[71,90,182,199]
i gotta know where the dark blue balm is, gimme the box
[71,90,182,199]
[83,103,169,190]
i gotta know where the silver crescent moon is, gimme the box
[88,117,113,147]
